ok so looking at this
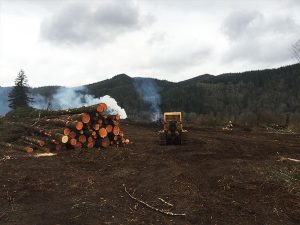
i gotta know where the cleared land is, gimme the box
[0,121,299,225]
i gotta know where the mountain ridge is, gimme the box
[1,63,300,125]
[1,63,298,88]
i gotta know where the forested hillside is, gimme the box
[1,63,300,126]
[84,64,300,126]
[160,63,300,126]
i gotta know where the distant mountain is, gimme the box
[180,74,215,84]
[1,63,300,125]
[0,87,12,116]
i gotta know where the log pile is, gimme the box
[2,103,129,153]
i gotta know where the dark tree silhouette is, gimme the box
[8,70,33,109]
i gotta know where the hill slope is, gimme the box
[160,63,300,125]
[1,63,300,125]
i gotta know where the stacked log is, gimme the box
[12,103,129,153]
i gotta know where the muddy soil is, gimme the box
[0,122,299,225]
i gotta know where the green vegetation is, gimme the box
[24,63,300,126]
[8,70,33,109]
[4,107,42,122]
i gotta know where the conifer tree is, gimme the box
[8,70,33,109]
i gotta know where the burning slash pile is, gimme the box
[0,103,129,153]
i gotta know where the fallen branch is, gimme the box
[0,155,12,162]
[158,197,174,207]
[278,156,300,163]
[277,152,300,163]
[32,111,41,126]
[123,184,186,216]
[33,153,57,158]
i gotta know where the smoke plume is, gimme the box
[133,78,161,121]
[0,86,127,119]
[0,87,11,116]
[32,87,127,119]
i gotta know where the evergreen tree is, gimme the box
[8,70,33,109]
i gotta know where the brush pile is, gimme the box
[0,103,129,153]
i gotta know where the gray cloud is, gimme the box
[147,32,166,45]
[40,0,150,46]
[222,11,262,40]
[221,11,300,64]
[287,0,300,7]
[146,47,212,73]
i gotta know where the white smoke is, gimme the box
[32,93,49,109]
[31,87,127,119]
[134,78,161,121]
[0,87,11,115]
[98,95,126,118]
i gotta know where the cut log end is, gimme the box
[25,147,34,153]
[114,114,120,121]
[87,142,94,149]
[93,123,100,131]
[113,126,120,135]
[61,135,69,144]
[97,103,107,113]
[69,131,77,139]
[87,136,94,143]
[64,128,71,136]
[70,139,77,146]
[106,125,113,133]
[99,128,108,138]
[76,121,84,130]
[81,113,91,124]
[79,135,87,144]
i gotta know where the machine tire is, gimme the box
[181,131,187,145]
[159,132,166,145]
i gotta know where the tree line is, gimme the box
[6,43,300,128]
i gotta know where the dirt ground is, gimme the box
[0,121,299,225]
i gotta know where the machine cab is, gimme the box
[163,112,183,131]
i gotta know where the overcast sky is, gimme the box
[0,0,300,87]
